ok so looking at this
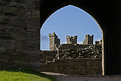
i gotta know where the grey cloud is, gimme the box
[41,35,48,41]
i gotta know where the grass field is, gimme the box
[0,70,57,81]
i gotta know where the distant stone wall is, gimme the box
[59,44,101,50]
[40,45,102,75]
[40,50,57,63]
[40,58,102,75]
[59,44,102,59]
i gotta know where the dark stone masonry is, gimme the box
[0,0,40,70]
[40,59,102,75]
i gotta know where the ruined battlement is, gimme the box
[49,32,101,51]
[49,32,58,37]
[83,34,94,45]
[95,40,102,45]
[66,35,77,44]
[49,32,60,51]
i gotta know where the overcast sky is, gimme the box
[40,5,102,50]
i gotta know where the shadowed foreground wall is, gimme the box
[0,0,40,70]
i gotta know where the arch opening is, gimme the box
[40,5,104,75]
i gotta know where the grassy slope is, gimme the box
[0,70,57,81]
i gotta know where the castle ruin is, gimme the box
[66,35,77,44]
[49,32,99,51]
[49,32,60,51]
[83,34,94,45]
[40,32,102,75]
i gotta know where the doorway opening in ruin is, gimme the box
[40,5,104,75]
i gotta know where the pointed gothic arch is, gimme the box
[40,4,104,75]
[40,0,121,75]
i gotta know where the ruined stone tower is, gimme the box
[49,32,60,51]
[83,34,94,45]
[95,40,102,45]
[66,35,77,44]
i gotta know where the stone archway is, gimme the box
[0,0,120,75]
[40,0,121,75]
[40,4,104,75]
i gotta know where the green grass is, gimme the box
[0,70,57,81]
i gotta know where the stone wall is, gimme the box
[40,45,102,75]
[0,0,40,71]
[40,50,57,63]
[59,44,102,59]
[40,59,102,75]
